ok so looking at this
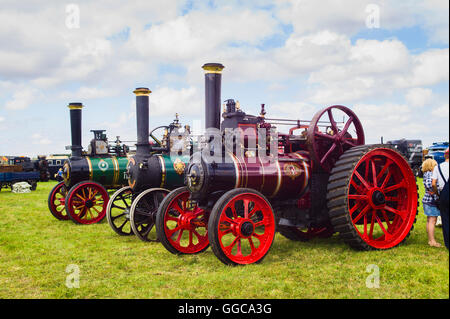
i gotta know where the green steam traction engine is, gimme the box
[47,103,130,224]
[106,88,192,242]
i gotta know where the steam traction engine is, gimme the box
[155,63,418,265]
[106,88,191,242]
[47,103,130,224]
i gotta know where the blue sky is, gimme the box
[0,0,448,156]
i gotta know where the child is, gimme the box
[422,158,441,247]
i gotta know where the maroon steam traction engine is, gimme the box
[154,63,418,265]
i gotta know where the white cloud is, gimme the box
[5,88,42,110]
[150,86,201,117]
[431,103,450,117]
[31,133,52,145]
[405,88,433,107]
[59,87,118,100]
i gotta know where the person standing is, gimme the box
[422,159,441,247]
[432,148,449,249]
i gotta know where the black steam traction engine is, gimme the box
[47,103,130,224]
[106,88,192,242]
[154,63,418,265]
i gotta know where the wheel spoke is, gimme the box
[111,212,126,220]
[375,215,392,240]
[376,159,392,182]
[352,204,370,224]
[348,194,368,201]
[320,143,336,165]
[327,109,339,134]
[315,131,335,140]
[371,160,377,187]
[384,205,407,220]
[340,116,354,136]
[353,170,371,190]
[248,237,257,253]
[383,181,405,193]
[380,170,392,189]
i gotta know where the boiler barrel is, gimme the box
[187,152,311,200]
[63,156,129,188]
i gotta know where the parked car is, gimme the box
[424,142,449,165]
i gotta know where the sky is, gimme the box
[0,0,448,157]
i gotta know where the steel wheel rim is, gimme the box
[162,191,209,253]
[68,183,109,224]
[50,182,69,220]
[217,193,275,264]
[308,105,364,172]
[347,148,417,249]
[107,187,133,235]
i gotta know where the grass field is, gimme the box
[0,180,448,299]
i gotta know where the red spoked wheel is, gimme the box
[48,181,69,220]
[208,188,276,265]
[327,145,418,250]
[307,105,365,172]
[155,187,209,254]
[65,181,109,225]
[278,224,334,242]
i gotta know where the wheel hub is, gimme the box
[371,190,386,206]
[85,200,94,208]
[240,221,254,237]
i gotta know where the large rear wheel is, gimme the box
[327,145,418,250]
[65,181,109,225]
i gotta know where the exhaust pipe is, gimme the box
[133,87,152,156]
[202,63,224,130]
[68,102,84,158]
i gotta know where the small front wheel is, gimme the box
[155,187,209,255]
[208,188,276,265]
[130,188,169,242]
[106,186,134,236]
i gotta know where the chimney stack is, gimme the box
[202,63,224,130]
[133,87,152,156]
[68,102,84,158]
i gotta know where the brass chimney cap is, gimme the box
[202,63,225,74]
[68,102,83,110]
[133,87,152,96]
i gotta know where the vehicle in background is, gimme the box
[386,139,423,177]
[424,142,449,165]
[0,160,40,191]
[46,154,70,180]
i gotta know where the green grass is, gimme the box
[0,180,448,299]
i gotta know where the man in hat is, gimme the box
[432,147,449,249]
